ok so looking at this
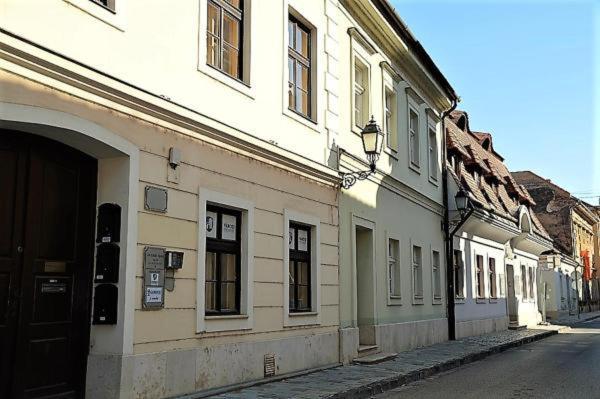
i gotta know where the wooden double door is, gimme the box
[0,131,97,398]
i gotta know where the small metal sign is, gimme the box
[144,186,168,213]
[143,246,166,309]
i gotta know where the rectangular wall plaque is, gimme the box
[142,246,166,309]
[144,186,168,213]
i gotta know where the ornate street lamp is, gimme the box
[454,188,469,214]
[340,116,384,189]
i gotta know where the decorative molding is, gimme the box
[347,27,377,55]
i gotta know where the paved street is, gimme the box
[375,319,600,399]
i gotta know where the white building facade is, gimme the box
[446,111,553,336]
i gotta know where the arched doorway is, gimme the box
[1,131,97,398]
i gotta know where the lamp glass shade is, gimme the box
[455,189,469,211]
[361,117,383,156]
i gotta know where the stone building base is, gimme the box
[455,316,509,339]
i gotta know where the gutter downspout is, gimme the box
[442,98,459,340]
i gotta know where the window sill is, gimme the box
[205,314,249,320]
[197,63,255,99]
[475,298,487,304]
[63,0,124,30]
[489,298,498,303]
[289,311,318,317]
[387,296,402,306]
[409,162,421,175]
[283,108,321,133]
[428,176,439,186]
[455,297,466,304]
[412,296,424,305]
[432,297,443,305]
[384,147,399,161]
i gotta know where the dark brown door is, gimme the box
[0,131,97,398]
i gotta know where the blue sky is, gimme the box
[390,0,599,204]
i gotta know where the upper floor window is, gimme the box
[205,205,242,315]
[288,17,312,119]
[528,267,535,299]
[207,0,243,80]
[354,60,369,129]
[289,223,311,312]
[428,126,438,181]
[385,88,398,151]
[409,108,420,168]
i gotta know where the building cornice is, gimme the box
[0,30,341,187]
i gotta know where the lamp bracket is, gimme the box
[340,169,374,189]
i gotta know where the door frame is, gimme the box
[1,103,139,395]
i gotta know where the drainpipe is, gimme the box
[442,98,458,340]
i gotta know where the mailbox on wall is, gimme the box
[96,203,121,243]
[93,283,118,324]
[95,243,120,283]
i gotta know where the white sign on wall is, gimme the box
[206,211,217,239]
[222,214,237,241]
[145,287,163,304]
[298,229,308,252]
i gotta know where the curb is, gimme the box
[327,330,558,399]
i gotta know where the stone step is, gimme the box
[357,344,379,357]
[353,352,397,364]
[508,324,527,331]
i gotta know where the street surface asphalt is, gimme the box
[375,318,600,399]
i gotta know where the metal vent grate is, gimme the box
[264,353,276,377]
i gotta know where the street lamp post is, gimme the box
[340,116,384,189]
[446,188,474,340]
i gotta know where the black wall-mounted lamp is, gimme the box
[340,116,384,189]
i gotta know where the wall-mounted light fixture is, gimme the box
[340,116,384,189]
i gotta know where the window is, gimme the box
[409,108,420,167]
[489,258,497,298]
[385,88,397,150]
[559,272,564,300]
[412,245,423,299]
[288,223,311,312]
[354,60,369,129]
[432,250,441,300]
[288,16,312,118]
[207,0,243,80]
[205,205,241,315]
[528,267,535,299]
[388,238,401,297]
[475,254,485,298]
[521,265,528,299]
[453,250,464,298]
[428,126,438,181]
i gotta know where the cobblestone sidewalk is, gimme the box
[195,329,555,399]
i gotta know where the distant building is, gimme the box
[512,171,600,316]
[446,111,553,333]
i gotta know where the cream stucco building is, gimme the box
[0,0,344,397]
[332,0,458,361]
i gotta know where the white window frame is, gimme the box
[431,247,442,304]
[198,0,256,98]
[282,4,325,132]
[386,233,402,305]
[408,104,421,171]
[63,0,126,30]
[427,122,439,184]
[349,28,375,136]
[197,188,254,333]
[353,57,370,132]
[411,241,424,304]
[453,246,466,301]
[283,209,321,327]
[488,256,498,300]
